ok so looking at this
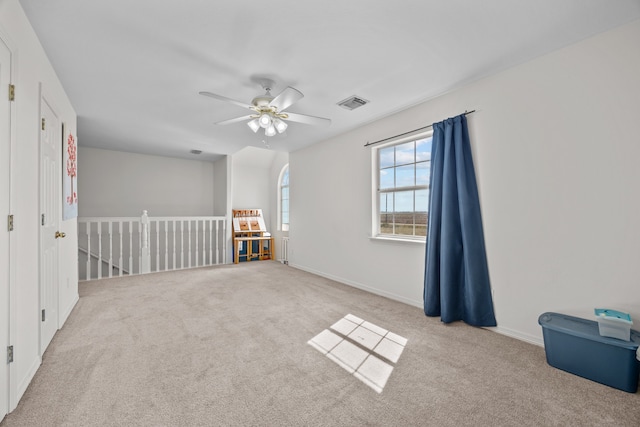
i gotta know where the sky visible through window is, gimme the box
[379,137,431,213]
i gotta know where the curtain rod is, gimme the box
[364,110,476,147]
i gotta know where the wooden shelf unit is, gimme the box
[232,209,274,264]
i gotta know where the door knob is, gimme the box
[55,231,66,239]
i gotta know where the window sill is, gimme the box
[369,235,426,244]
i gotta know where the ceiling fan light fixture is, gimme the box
[273,118,288,133]
[265,124,277,137]
[201,85,331,137]
[247,118,260,133]
[258,113,272,128]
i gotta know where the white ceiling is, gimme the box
[18,0,640,162]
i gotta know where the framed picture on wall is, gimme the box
[62,123,78,220]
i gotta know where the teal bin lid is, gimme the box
[538,312,640,350]
[594,308,632,324]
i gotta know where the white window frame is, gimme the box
[371,130,432,242]
[277,164,289,232]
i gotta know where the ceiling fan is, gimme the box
[199,81,331,137]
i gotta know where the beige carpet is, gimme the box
[2,262,639,426]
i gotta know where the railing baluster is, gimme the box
[223,220,227,264]
[201,220,205,265]
[214,220,219,264]
[194,220,199,268]
[118,221,123,276]
[128,220,133,275]
[108,221,113,278]
[138,220,142,274]
[188,220,192,268]
[164,220,168,271]
[208,219,213,265]
[155,220,160,272]
[180,221,184,268]
[202,220,206,266]
[172,220,176,270]
[97,222,102,279]
[86,222,91,280]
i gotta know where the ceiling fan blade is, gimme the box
[215,115,255,125]
[284,112,331,127]
[270,87,304,112]
[199,91,253,110]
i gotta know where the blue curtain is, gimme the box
[424,114,496,327]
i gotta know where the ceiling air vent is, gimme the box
[337,95,369,111]
[190,149,202,155]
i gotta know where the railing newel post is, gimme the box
[140,210,151,274]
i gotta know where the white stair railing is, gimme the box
[78,211,227,281]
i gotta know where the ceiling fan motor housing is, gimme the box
[251,94,274,108]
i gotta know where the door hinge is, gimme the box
[41,117,45,131]
[7,214,14,231]
[41,309,46,322]
[9,84,15,101]
[7,345,13,364]
[41,214,45,226]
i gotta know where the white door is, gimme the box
[39,96,60,355]
[0,36,12,420]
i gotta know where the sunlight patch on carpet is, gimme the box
[307,314,407,393]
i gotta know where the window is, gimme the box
[278,164,289,231]
[374,132,432,239]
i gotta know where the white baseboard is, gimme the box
[14,356,41,411]
[288,263,545,348]
[490,325,544,347]
[59,293,79,328]
[289,263,423,308]
[11,294,78,413]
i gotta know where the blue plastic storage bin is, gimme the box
[538,312,640,393]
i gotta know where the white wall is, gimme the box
[231,148,272,225]
[0,0,78,411]
[291,19,640,345]
[78,147,215,217]
[213,155,229,217]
